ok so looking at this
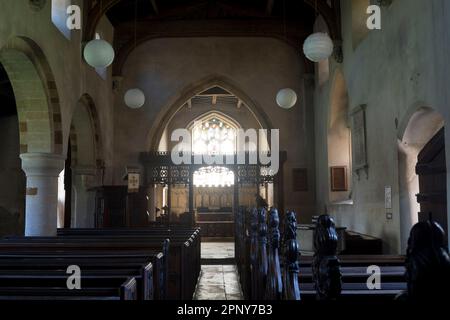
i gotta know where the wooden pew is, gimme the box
[1,227,200,300]
[56,226,202,298]
[0,254,157,300]
[0,272,138,300]
[234,207,408,302]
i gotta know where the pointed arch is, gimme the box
[147,75,273,151]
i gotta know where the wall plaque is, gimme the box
[330,166,348,191]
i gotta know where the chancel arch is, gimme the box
[150,84,274,232]
[397,105,446,252]
[148,76,273,152]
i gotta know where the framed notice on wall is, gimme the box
[330,166,348,191]
[350,104,368,178]
[128,173,140,193]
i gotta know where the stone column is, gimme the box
[72,165,97,228]
[20,153,65,236]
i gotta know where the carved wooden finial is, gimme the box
[283,211,300,300]
[312,214,342,300]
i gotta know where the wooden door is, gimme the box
[416,127,447,238]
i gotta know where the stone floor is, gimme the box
[201,242,235,259]
[193,265,243,300]
[194,241,243,300]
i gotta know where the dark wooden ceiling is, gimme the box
[105,0,315,25]
[86,0,341,75]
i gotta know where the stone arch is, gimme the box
[327,68,352,203]
[63,94,104,228]
[0,36,63,154]
[69,94,104,167]
[397,104,445,252]
[147,75,273,151]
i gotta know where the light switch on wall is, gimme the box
[386,212,393,220]
[385,186,392,209]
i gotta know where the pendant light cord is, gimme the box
[283,0,287,41]
[134,0,138,49]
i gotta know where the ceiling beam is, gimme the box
[266,0,275,16]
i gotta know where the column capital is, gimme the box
[72,165,98,190]
[20,153,65,177]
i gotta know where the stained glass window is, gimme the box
[192,116,237,187]
[192,117,236,155]
[193,166,234,187]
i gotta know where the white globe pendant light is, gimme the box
[303,32,334,62]
[83,39,115,68]
[124,88,146,109]
[276,88,297,109]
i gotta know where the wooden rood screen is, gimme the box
[140,151,286,224]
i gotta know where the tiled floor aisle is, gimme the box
[193,265,243,300]
[194,242,243,300]
[201,242,235,259]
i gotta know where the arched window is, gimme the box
[191,113,238,187]
[52,0,71,40]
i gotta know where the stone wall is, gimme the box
[314,0,450,253]
[0,0,115,179]
[0,1,115,234]
[113,37,317,220]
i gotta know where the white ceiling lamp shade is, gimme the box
[303,32,334,62]
[83,39,115,68]
[124,88,146,109]
[276,88,297,109]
